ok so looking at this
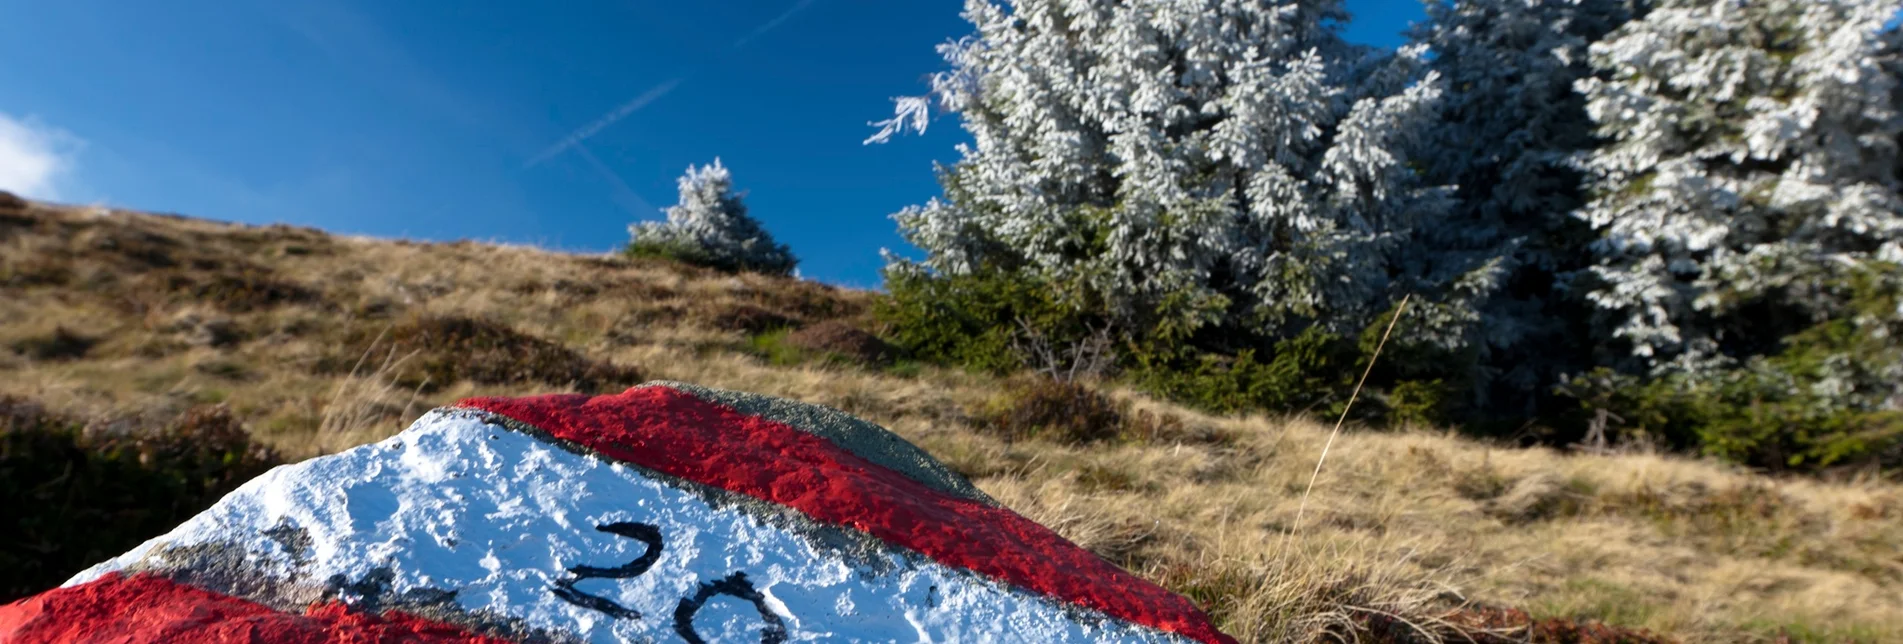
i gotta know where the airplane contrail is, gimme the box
[524,78,684,169]
[525,0,821,223]
[525,0,820,170]
[733,0,819,49]
[571,142,659,219]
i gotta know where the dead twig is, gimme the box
[1284,294,1413,547]
[1010,317,1116,383]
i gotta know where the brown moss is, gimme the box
[85,225,184,270]
[695,302,796,333]
[87,404,283,476]
[0,254,74,287]
[975,378,1128,444]
[0,193,35,240]
[330,314,641,393]
[10,326,98,361]
[226,223,335,256]
[2,398,282,601]
[150,265,319,313]
[509,278,597,298]
[784,320,898,365]
[748,279,862,322]
[1075,462,1152,493]
[972,379,1226,447]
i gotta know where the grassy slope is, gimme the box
[1,198,1898,643]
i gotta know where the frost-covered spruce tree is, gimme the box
[868,0,1490,370]
[1575,0,1903,415]
[1410,0,1642,411]
[628,159,797,276]
[1564,0,1903,469]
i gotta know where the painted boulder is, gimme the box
[0,382,1234,643]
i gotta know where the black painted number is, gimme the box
[673,572,788,644]
[552,520,789,643]
[551,521,663,619]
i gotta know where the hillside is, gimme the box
[2,195,1899,643]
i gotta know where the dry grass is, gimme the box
[2,198,1899,642]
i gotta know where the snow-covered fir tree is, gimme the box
[629,159,798,276]
[868,0,1491,358]
[1410,0,1642,411]
[1574,0,1903,412]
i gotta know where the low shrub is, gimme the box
[1126,329,1356,417]
[153,265,318,313]
[881,360,924,379]
[974,378,1127,444]
[1074,462,1150,493]
[626,237,723,271]
[1385,379,1453,428]
[86,226,182,270]
[1127,323,1465,427]
[329,315,642,394]
[0,398,282,602]
[693,302,796,334]
[887,236,1897,474]
[626,230,799,276]
[783,320,899,365]
[1553,263,1903,473]
[877,267,1101,376]
[971,377,1201,446]
[1562,363,1903,473]
[226,223,336,257]
[749,279,860,322]
[0,255,72,287]
[509,277,604,301]
[745,329,808,367]
[884,266,1469,429]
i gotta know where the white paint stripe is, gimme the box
[71,411,1191,643]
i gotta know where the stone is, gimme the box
[0,382,1233,643]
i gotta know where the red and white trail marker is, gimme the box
[1,382,1235,643]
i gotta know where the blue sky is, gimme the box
[0,1,1424,288]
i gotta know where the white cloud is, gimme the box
[0,113,79,200]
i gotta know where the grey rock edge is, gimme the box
[651,381,996,506]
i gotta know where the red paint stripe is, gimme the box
[460,387,1235,644]
[0,573,511,644]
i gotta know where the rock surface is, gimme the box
[1,382,1234,643]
